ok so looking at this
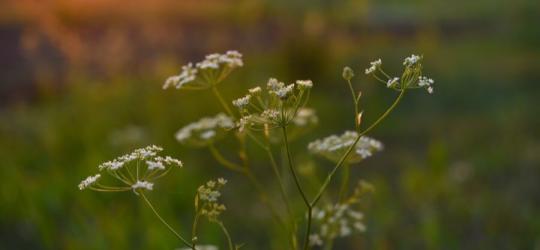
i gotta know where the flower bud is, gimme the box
[342,66,354,80]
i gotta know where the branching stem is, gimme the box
[140,193,193,249]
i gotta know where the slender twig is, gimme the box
[345,79,360,130]
[338,164,351,202]
[280,123,309,206]
[281,124,312,250]
[208,145,245,173]
[243,169,287,228]
[212,85,234,117]
[246,132,294,218]
[310,89,406,207]
[215,221,234,250]
[140,193,193,248]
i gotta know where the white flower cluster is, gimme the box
[309,203,367,247]
[365,59,382,74]
[233,78,313,132]
[177,245,218,250]
[403,54,421,66]
[163,51,243,90]
[232,94,251,109]
[176,113,235,147]
[79,145,183,193]
[296,79,313,89]
[163,63,198,89]
[98,145,164,171]
[292,108,317,127]
[78,174,101,190]
[132,180,154,191]
[418,76,435,94]
[196,51,243,69]
[308,131,383,164]
[197,178,228,220]
[364,54,435,95]
[386,77,399,88]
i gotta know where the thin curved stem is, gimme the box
[208,145,245,173]
[346,79,360,130]
[243,169,287,229]
[191,212,201,249]
[281,125,310,207]
[212,85,234,117]
[310,89,406,207]
[299,89,406,250]
[281,124,312,250]
[140,193,192,248]
[338,164,351,203]
[216,221,234,250]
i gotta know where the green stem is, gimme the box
[310,89,406,207]
[212,85,234,117]
[140,193,192,249]
[281,126,310,207]
[191,211,201,249]
[208,145,245,173]
[338,164,351,203]
[280,124,312,250]
[346,79,359,130]
[216,221,234,250]
[243,170,287,229]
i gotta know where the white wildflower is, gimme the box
[200,130,216,139]
[308,131,383,164]
[386,77,399,88]
[163,63,198,89]
[365,59,382,74]
[175,113,234,147]
[311,203,367,242]
[196,53,220,69]
[232,94,251,108]
[237,115,252,132]
[296,79,313,89]
[177,245,218,250]
[146,160,165,171]
[160,156,183,167]
[78,174,101,190]
[418,76,434,87]
[132,180,154,191]
[266,78,284,91]
[272,84,294,99]
[309,234,323,246]
[219,50,243,68]
[292,108,318,127]
[418,76,435,94]
[197,178,227,219]
[99,160,124,171]
[248,86,262,95]
[403,54,421,66]
[261,109,280,121]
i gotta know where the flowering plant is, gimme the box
[79,51,434,249]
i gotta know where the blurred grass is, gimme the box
[0,0,539,249]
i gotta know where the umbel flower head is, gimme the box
[365,54,435,94]
[308,131,383,164]
[78,145,183,194]
[177,245,218,250]
[163,51,243,90]
[195,178,228,221]
[175,113,235,147]
[233,78,313,132]
[309,180,374,247]
[267,107,319,144]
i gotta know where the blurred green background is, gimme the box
[1,0,539,249]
